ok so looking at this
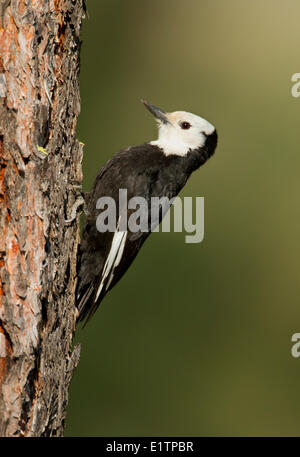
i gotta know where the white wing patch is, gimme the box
[95,227,128,302]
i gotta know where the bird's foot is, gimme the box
[65,194,88,224]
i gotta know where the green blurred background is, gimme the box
[65,0,300,436]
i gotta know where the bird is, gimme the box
[76,100,218,324]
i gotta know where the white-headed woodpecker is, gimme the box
[76,100,218,324]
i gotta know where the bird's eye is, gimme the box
[180,121,191,130]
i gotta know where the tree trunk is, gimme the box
[0,0,84,436]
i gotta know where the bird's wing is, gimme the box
[78,216,128,325]
[94,223,128,302]
[76,145,180,324]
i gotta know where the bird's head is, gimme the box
[142,99,217,158]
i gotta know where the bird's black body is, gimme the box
[76,102,217,324]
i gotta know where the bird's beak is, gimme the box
[141,99,170,124]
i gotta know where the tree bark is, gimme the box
[0,0,84,436]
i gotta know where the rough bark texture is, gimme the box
[0,0,84,436]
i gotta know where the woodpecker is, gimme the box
[76,100,218,324]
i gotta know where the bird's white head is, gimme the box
[142,100,216,157]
